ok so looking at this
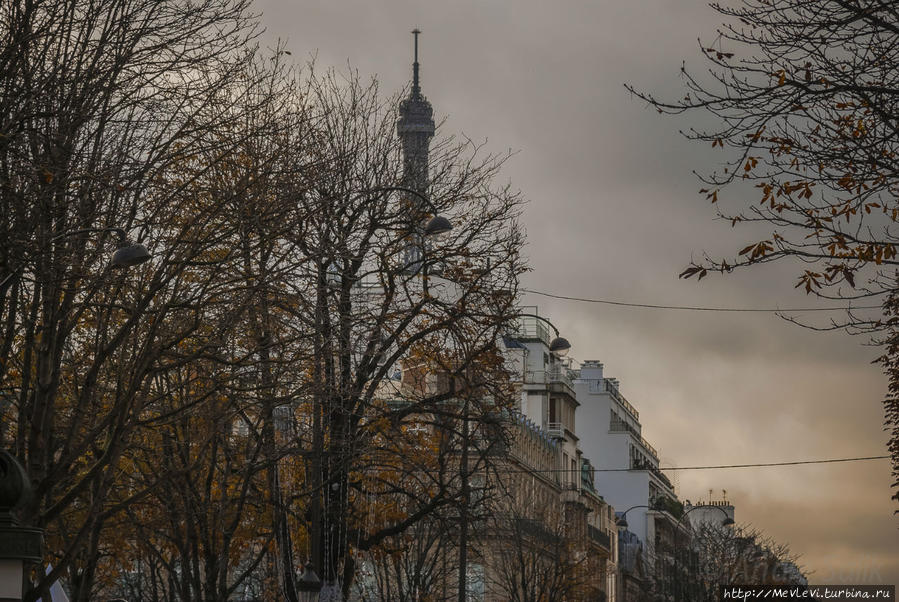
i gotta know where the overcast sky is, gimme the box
[255,0,897,585]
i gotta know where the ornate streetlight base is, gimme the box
[0,451,44,602]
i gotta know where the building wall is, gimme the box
[478,417,616,601]
[573,362,675,547]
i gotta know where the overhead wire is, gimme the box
[480,454,889,474]
[309,451,889,474]
[521,288,882,313]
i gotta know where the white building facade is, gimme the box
[572,360,677,548]
[507,309,619,599]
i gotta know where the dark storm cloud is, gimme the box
[255,0,897,585]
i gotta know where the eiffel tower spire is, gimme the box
[397,28,435,197]
[412,28,421,98]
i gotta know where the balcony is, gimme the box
[610,418,659,461]
[513,518,560,544]
[561,488,580,505]
[588,524,612,551]
[609,416,636,435]
[524,366,577,401]
[514,310,551,347]
[524,366,572,388]
[546,421,564,438]
[639,436,660,462]
[593,378,639,420]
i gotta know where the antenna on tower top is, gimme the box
[411,28,421,96]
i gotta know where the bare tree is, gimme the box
[352,518,455,602]
[665,523,806,601]
[91,51,316,602]
[485,494,592,602]
[2,3,527,598]
[0,1,294,598]
[283,69,526,599]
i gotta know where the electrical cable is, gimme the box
[478,454,889,474]
[521,288,881,313]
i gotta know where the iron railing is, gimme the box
[601,379,639,420]
[588,524,612,550]
[546,421,564,437]
[610,418,659,461]
[523,365,573,389]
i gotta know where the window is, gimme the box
[232,416,251,438]
[273,405,293,434]
[466,563,485,601]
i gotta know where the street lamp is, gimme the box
[297,561,322,602]
[110,238,151,267]
[364,186,453,239]
[423,214,452,239]
[0,451,42,602]
[50,227,150,267]
[513,313,571,358]
[615,503,733,600]
[680,504,734,529]
[672,504,734,600]
[615,502,733,530]
[0,227,151,292]
[615,504,650,530]
[548,335,572,358]
[0,225,149,601]
[305,187,450,597]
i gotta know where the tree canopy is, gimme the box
[0,1,527,599]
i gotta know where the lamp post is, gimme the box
[615,503,733,600]
[297,561,322,602]
[614,503,734,532]
[0,451,42,602]
[0,227,150,293]
[614,504,649,531]
[614,504,651,601]
[306,187,451,599]
[0,226,149,601]
[672,505,734,601]
[458,312,571,602]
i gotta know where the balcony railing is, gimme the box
[513,518,560,544]
[523,366,573,389]
[588,524,612,550]
[610,418,659,461]
[609,416,636,435]
[601,379,639,420]
[546,422,564,438]
[640,436,660,461]
[514,309,551,346]
[553,366,574,388]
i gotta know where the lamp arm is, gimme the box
[681,504,731,522]
[50,227,127,244]
[513,312,561,338]
[364,186,442,215]
[1,227,134,306]
[619,504,651,518]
